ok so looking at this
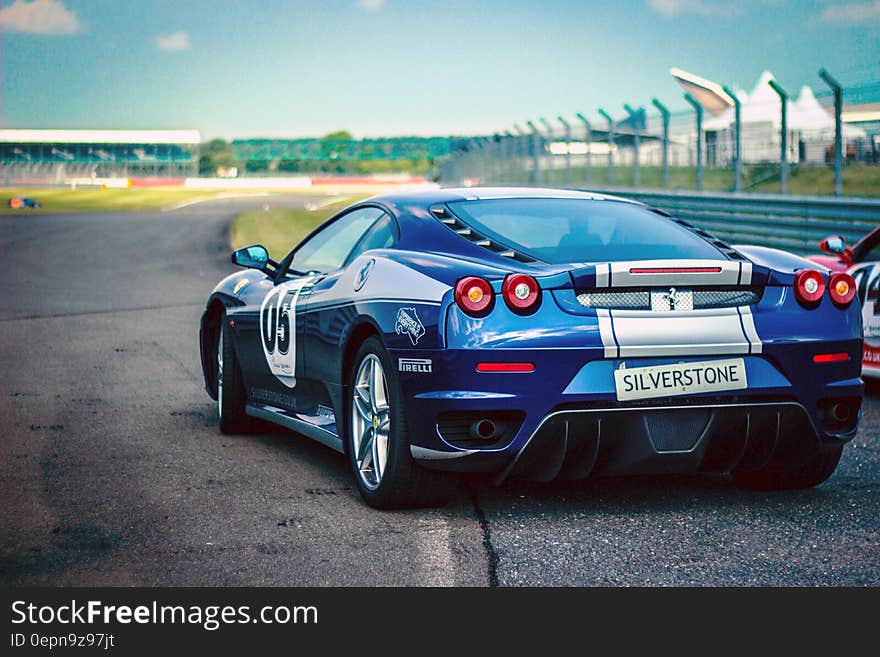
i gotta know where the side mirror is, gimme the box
[820,235,847,255]
[231,245,270,271]
[820,235,854,265]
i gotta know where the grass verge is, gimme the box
[0,187,240,213]
[229,196,366,260]
[531,163,880,196]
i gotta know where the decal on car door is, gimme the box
[260,277,314,388]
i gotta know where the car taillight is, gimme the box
[455,277,494,316]
[502,274,541,314]
[828,272,856,306]
[793,269,826,306]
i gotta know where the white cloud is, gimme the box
[0,0,81,34]
[156,31,191,52]
[818,0,880,24]
[646,0,768,16]
[356,0,386,11]
[647,0,715,14]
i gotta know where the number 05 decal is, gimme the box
[259,278,313,388]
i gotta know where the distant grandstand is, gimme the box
[0,129,200,184]
[232,136,455,173]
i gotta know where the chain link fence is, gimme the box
[440,70,879,197]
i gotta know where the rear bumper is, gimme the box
[499,401,840,482]
[399,344,863,481]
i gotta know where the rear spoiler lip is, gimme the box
[567,259,774,290]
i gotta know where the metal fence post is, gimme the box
[722,85,741,193]
[476,137,486,184]
[624,104,641,188]
[513,124,526,184]
[598,108,614,186]
[526,121,541,185]
[540,117,555,185]
[576,113,592,186]
[819,68,843,197]
[684,93,703,192]
[487,136,495,183]
[651,98,670,190]
[502,130,514,184]
[558,116,572,187]
[462,139,474,184]
[492,134,502,184]
[768,79,789,194]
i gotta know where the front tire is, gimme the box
[217,312,252,434]
[346,336,455,509]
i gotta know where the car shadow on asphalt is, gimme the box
[201,407,870,518]
[458,469,860,519]
[248,425,351,482]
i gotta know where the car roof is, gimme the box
[367,186,644,208]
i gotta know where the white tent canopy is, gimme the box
[792,85,866,138]
[704,71,866,138]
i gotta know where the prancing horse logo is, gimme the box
[662,287,681,310]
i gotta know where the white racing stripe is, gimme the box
[305,256,451,311]
[596,309,618,358]
[738,305,763,354]
[601,307,762,358]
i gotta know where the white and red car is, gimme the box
[809,228,880,377]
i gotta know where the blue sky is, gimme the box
[1,0,878,138]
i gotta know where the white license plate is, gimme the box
[613,358,747,401]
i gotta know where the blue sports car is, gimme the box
[199,188,863,508]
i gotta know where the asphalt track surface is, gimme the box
[1,195,878,587]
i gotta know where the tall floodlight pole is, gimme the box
[598,108,614,186]
[684,93,703,191]
[526,120,541,186]
[651,98,670,190]
[557,116,572,187]
[768,79,789,194]
[539,117,555,185]
[575,113,592,187]
[722,85,742,193]
[624,104,641,188]
[513,124,527,185]
[819,68,843,196]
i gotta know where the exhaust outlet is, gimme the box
[469,419,497,441]
[831,402,851,424]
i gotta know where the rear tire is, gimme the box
[346,336,456,509]
[217,312,252,434]
[733,446,843,490]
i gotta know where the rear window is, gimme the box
[446,198,723,263]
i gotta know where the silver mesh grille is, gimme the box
[693,289,762,307]
[576,291,650,310]
[576,287,762,310]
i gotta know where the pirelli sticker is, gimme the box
[399,358,432,374]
